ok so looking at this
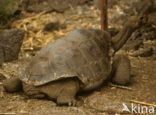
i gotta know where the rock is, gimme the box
[43,21,66,32]
[86,92,130,114]
[0,29,25,66]
[20,0,91,13]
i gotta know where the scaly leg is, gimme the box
[111,52,131,85]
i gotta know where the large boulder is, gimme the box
[0,29,25,66]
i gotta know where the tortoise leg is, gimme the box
[56,80,79,106]
[39,79,79,106]
[111,52,131,85]
[3,78,22,93]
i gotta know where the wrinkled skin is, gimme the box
[3,16,144,106]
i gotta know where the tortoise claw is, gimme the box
[68,99,77,106]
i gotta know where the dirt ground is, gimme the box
[0,1,156,115]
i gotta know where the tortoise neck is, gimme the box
[112,25,133,52]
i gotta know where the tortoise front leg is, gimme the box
[111,52,131,85]
[57,88,77,106]
[39,78,79,106]
[57,80,79,106]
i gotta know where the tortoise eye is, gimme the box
[132,22,139,27]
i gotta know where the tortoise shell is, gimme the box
[20,29,112,86]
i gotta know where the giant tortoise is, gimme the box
[3,16,144,105]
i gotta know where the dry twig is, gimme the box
[129,100,156,107]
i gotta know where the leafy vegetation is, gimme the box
[0,0,20,28]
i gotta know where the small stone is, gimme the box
[43,21,66,32]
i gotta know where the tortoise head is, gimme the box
[112,15,147,52]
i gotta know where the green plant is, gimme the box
[0,0,20,27]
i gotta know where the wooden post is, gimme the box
[101,0,108,31]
